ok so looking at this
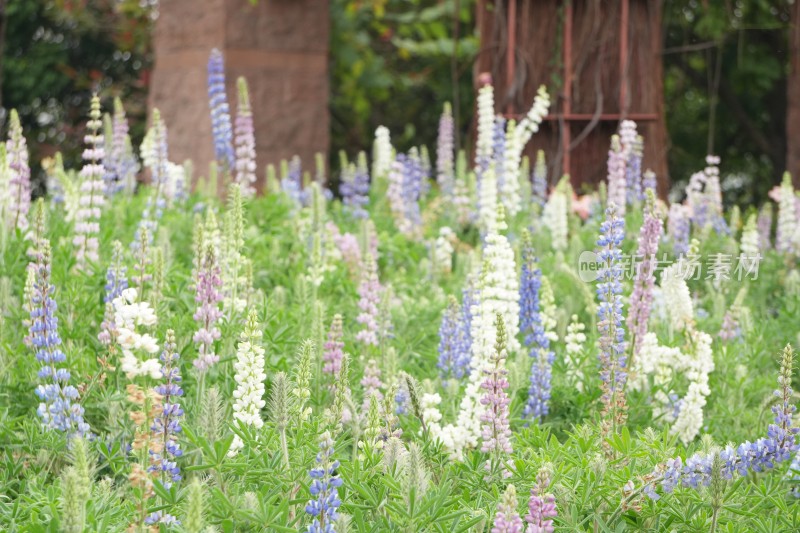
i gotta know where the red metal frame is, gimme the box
[502,0,658,177]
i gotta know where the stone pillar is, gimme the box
[148,0,330,190]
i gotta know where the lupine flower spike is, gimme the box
[5,109,31,232]
[73,94,106,269]
[524,468,558,532]
[229,309,267,455]
[491,484,523,533]
[234,77,257,196]
[305,431,344,532]
[208,48,235,172]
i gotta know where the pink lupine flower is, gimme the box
[524,469,557,533]
[356,253,381,346]
[5,110,31,232]
[491,484,524,533]
[234,77,257,196]
[193,245,223,371]
[480,314,513,475]
[323,314,344,376]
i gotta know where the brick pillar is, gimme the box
[148,0,330,190]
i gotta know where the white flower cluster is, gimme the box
[618,120,638,159]
[230,312,267,456]
[475,84,494,171]
[564,315,587,392]
[163,161,187,206]
[607,135,626,214]
[478,165,498,235]
[634,328,714,445]
[499,120,521,218]
[539,276,559,343]
[420,392,443,438]
[660,264,694,332]
[512,85,551,151]
[542,183,568,251]
[387,158,408,235]
[113,288,160,379]
[740,214,759,256]
[439,222,519,458]
[432,227,455,275]
[373,126,393,180]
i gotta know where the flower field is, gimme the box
[3,52,800,532]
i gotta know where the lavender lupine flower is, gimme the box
[73,94,107,268]
[30,240,90,438]
[668,203,690,256]
[718,310,741,342]
[524,469,558,533]
[757,204,773,250]
[619,120,641,204]
[234,77,257,196]
[642,169,657,197]
[436,102,455,198]
[607,135,626,215]
[207,48,235,171]
[644,344,799,500]
[627,192,663,360]
[356,253,381,346]
[404,149,424,232]
[438,296,472,380]
[281,155,304,206]
[323,314,345,377]
[149,329,184,492]
[5,109,31,232]
[480,314,513,475]
[597,204,628,431]
[340,152,370,219]
[532,150,548,210]
[192,244,223,371]
[519,236,554,421]
[360,359,384,411]
[491,484,524,533]
[108,97,139,196]
[306,431,344,533]
[492,117,507,197]
[104,241,129,304]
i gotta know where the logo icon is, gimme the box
[577,250,602,282]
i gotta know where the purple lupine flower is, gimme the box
[281,155,304,206]
[207,48,235,171]
[403,150,424,232]
[305,431,344,533]
[645,344,799,500]
[104,241,128,304]
[30,240,90,439]
[144,511,180,526]
[340,152,370,219]
[360,359,384,410]
[520,238,554,421]
[491,484,524,533]
[74,94,107,268]
[323,314,344,376]
[5,109,31,232]
[436,102,455,197]
[107,97,139,196]
[606,135,626,215]
[480,314,513,474]
[192,245,223,371]
[668,203,690,256]
[532,150,548,209]
[149,329,184,495]
[757,204,773,250]
[524,469,557,533]
[437,296,465,379]
[627,194,662,359]
[597,204,628,427]
[356,253,381,346]
[619,120,641,204]
[234,77,257,196]
[395,384,409,415]
[718,310,741,342]
[492,117,507,196]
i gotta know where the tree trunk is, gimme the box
[788,0,800,186]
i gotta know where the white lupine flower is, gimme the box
[373,126,393,180]
[440,220,519,458]
[112,288,160,379]
[499,120,521,217]
[478,165,498,235]
[475,84,494,172]
[230,311,267,456]
[542,186,568,251]
[512,85,550,151]
[539,276,558,343]
[432,227,455,274]
[607,135,626,214]
[740,214,759,256]
[420,392,443,438]
[660,264,694,332]
[564,315,587,392]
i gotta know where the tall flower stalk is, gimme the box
[29,239,90,439]
[234,77,257,196]
[192,244,223,372]
[208,48,235,172]
[5,109,31,232]
[305,431,344,533]
[480,314,513,478]
[74,95,107,269]
[229,309,267,455]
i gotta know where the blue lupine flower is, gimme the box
[532,152,548,209]
[306,431,344,533]
[395,386,409,415]
[625,142,642,204]
[519,240,554,421]
[207,49,235,171]
[492,117,506,195]
[437,295,471,380]
[149,330,184,491]
[403,150,424,231]
[340,153,370,219]
[104,242,128,303]
[647,345,799,500]
[145,511,180,526]
[282,155,304,206]
[596,204,627,418]
[30,241,90,439]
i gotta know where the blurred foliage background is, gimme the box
[0,0,796,205]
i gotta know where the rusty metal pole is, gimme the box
[562,0,573,178]
[506,0,517,115]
